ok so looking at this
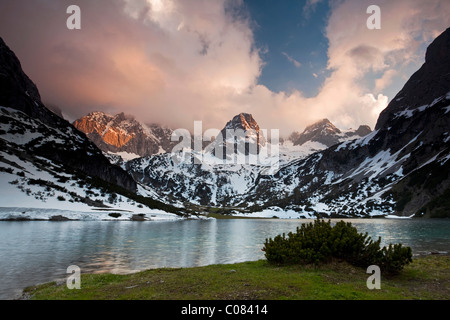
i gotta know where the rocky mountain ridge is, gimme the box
[0,37,182,218]
[73,111,176,159]
[241,28,450,218]
[124,114,373,209]
[126,28,450,218]
[2,26,449,219]
[289,118,372,148]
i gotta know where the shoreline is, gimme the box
[0,206,430,222]
[19,254,450,300]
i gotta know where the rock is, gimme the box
[209,113,266,158]
[0,37,138,193]
[292,119,372,147]
[430,250,448,255]
[73,111,176,158]
[131,214,147,221]
[49,215,70,221]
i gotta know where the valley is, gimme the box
[1,29,450,219]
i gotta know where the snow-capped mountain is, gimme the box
[125,114,370,209]
[73,111,176,160]
[2,24,449,220]
[126,28,450,218]
[0,37,183,220]
[289,118,372,148]
[126,113,274,208]
[207,113,266,158]
[240,27,450,218]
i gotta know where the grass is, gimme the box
[23,255,449,300]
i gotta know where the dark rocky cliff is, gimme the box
[0,38,137,193]
[244,28,450,217]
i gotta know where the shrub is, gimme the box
[262,220,412,275]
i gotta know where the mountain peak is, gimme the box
[224,112,265,146]
[226,113,260,131]
[291,119,371,147]
[425,27,450,65]
[354,125,372,137]
[208,113,266,158]
[293,118,341,147]
[73,111,175,157]
[311,118,333,125]
[305,119,340,133]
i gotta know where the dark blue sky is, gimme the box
[243,0,331,97]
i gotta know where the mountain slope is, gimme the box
[126,113,275,207]
[127,28,450,218]
[73,111,176,159]
[125,114,370,209]
[376,27,450,130]
[0,38,137,193]
[290,119,371,148]
[0,37,183,219]
[209,113,266,157]
[242,28,450,218]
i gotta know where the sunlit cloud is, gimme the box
[0,0,449,137]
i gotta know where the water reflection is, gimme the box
[0,218,448,299]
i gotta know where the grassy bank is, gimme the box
[23,255,449,300]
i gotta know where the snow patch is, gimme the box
[394,108,414,119]
[385,214,415,219]
[445,105,450,114]
[232,207,315,219]
[108,151,141,161]
[336,129,380,151]
[438,153,450,165]
[0,207,181,221]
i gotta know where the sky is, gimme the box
[0,0,449,136]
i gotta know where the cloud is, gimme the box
[0,0,262,129]
[282,52,302,68]
[315,0,450,129]
[303,0,324,18]
[375,69,398,93]
[346,45,387,71]
[0,0,449,137]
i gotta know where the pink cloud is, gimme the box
[0,0,449,137]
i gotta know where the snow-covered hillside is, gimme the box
[0,37,186,221]
[124,28,450,218]
[124,121,370,209]
[0,107,182,221]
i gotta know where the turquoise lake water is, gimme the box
[0,218,448,299]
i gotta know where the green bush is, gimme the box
[262,220,412,275]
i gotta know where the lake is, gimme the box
[0,218,449,300]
